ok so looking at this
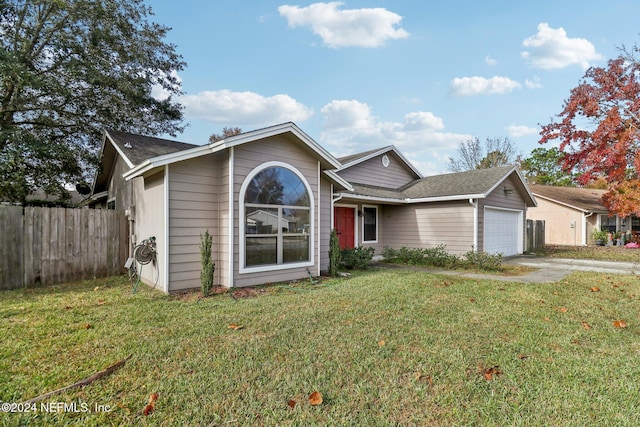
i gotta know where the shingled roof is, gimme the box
[402,166,517,199]
[339,165,535,205]
[529,184,607,212]
[337,147,386,165]
[106,129,197,167]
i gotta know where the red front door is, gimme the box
[334,207,355,249]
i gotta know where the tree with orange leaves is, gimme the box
[540,46,640,217]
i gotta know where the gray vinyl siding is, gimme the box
[135,170,166,290]
[319,178,332,272]
[233,135,322,287]
[381,201,475,255]
[478,175,527,252]
[168,153,223,291]
[217,151,231,287]
[108,156,133,210]
[337,152,416,188]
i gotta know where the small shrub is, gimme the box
[200,230,215,296]
[464,249,503,271]
[329,229,341,276]
[422,244,460,268]
[382,246,398,260]
[383,245,459,267]
[341,246,375,270]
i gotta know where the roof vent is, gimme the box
[124,142,133,149]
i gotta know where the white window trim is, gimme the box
[239,161,314,274]
[334,203,358,248]
[362,205,378,244]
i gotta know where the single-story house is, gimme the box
[527,184,640,246]
[90,122,536,292]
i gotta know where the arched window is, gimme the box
[240,163,313,271]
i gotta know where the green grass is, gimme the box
[1,269,639,426]
[538,245,640,263]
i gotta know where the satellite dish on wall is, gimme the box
[76,183,92,195]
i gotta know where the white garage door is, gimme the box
[484,208,522,256]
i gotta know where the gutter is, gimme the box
[583,211,594,246]
[469,198,478,251]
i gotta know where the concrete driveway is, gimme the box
[499,256,640,283]
[374,255,640,283]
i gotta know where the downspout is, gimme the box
[583,211,594,245]
[228,147,234,287]
[317,161,321,277]
[331,185,343,230]
[164,164,170,293]
[469,198,478,251]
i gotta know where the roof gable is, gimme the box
[529,185,607,212]
[336,146,422,179]
[402,166,516,199]
[338,165,536,206]
[123,122,342,181]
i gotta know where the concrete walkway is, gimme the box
[374,256,640,284]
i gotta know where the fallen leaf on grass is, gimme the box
[378,340,385,347]
[582,322,591,330]
[287,399,296,409]
[143,392,158,416]
[517,354,530,360]
[481,365,502,381]
[613,320,628,329]
[94,286,100,291]
[228,323,244,330]
[309,391,323,406]
[97,299,105,305]
[590,286,600,292]
[84,323,92,329]
[556,306,568,313]
[469,298,476,303]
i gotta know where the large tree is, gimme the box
[447,136,519,172]
[0,0,185,204]
[521,147,576,186]
[540,46,640,216]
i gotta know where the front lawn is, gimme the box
[539,245,640,263]
[1,270,639,426]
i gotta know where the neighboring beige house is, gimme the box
[90,122,536,293]
[527,184,640,246]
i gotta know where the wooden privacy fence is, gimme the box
[0,206,128,290]
[526,219,545,252]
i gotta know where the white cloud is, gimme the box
[521,23,602,69]
[449,76,522,96]
[278,2,409,48]
[485,55,497,66]
[181,89,314,126]
[506,124,538,138]
[319,100,470,175]
[525,76,543,89]
[151,70,183,101]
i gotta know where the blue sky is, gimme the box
[148,0,640,176]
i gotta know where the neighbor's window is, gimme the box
[599,214,616,233]
[244,166,311,267]
[362,206,378,243]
